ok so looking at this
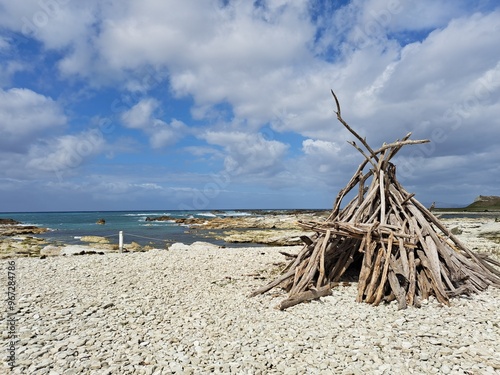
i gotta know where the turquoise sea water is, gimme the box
[0,210,262,248]
[1,210,495,249]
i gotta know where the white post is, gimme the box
[119,231,123,252]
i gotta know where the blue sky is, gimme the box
[1,0,499,212]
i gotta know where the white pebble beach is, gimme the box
[2,220,500,375]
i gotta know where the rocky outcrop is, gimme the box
[145,216,176,222]
[145,212,329,229]
[80,236,110,244]
[0,218,21,225]
[40,245,63,257]
[145,216,205,225]
[0,219,50,258]
[0,237,49,259]
[145,212,328,245]
[218,229,315,246]
[0,224,48,236]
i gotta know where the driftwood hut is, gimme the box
[251,91,500,310]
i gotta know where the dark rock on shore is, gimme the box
[0,225,48,236]
[145,215,173,222]
[0,218,22,225]
[145,216,205,225]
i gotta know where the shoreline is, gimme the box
[0,211,328,259]
[433,210,500,216]
[1,212,500,259]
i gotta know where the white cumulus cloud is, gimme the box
[0,88,66,150]
[121,98,188,148]
[26,130,106,177]
[203,130,289,176]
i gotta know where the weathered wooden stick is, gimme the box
[407,249,417,306]
[439,262,457,293]
[250,242,313,297]
[348,141,378,170]
[316,230,331,288]
[357,172,371,206]
[329,162,373,219]
[351,181,380,223]
[398,237,410,280]
[383,132,412,160]
[249,267,296,297]
[331,241,358,281]
[388,269,407,310]
[409,201,500,285]
[277,283,336,310]
[300,235,313,246]
[423,235,447,294]
[418,268,431,300]
[379,170,386,224]
[298,221,416,248]
[343,193,365,221]
[357,226,376,302]
[364,246,385,303]
[373,232,394,305]
[331,90,379,162]
[290,238,324,295]
[416,249,449,305]
[291,260,309,291]
[375,138,430,155]
[281,242,314,274]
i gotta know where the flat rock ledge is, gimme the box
[0,238,152,259]
[2,241,499,375]
[0,224,48,237]
[216,229,314,246]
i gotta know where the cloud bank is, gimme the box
[0,0,499,211]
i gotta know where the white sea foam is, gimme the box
[124,212,170,217]
[221,211,252,217]
[196,212,217,218]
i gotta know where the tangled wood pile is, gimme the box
[251,91,500,310]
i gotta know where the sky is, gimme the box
[0,0,499,212]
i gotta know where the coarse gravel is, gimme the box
[1,241,499,375]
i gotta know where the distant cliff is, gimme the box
[466,195,500,210]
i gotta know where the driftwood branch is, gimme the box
[277,283,336,310]
[331,90,379,163]
[251,90,500,310]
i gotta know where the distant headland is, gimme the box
[433,195,500,212]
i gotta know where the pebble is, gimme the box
[2,236,499,374]
[441,364,451,374]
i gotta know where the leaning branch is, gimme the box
[331,89,379,162]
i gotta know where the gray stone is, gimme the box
[441,364,451,374]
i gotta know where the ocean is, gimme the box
[0,210,268,248]
[4,209,487,249]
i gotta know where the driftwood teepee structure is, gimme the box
[251,91,500,310]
